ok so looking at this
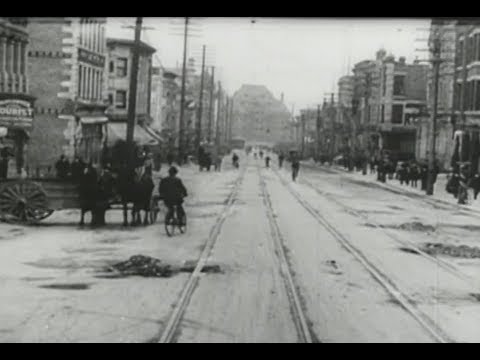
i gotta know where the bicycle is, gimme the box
[164,204,187,237]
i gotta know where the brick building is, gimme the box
[26,17,109,169]
[0,17,34,177]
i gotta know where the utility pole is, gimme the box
[300,113,306,159]
[215,81,222,150]
[316,104,321,161]
[228,97,234,146]
[195,44,206,152]
[224,96,229,144]
[178,17,189,164]
[426,36,442,196]
[207,66,215,143]
[126,17,142,170]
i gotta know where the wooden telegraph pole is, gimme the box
[207,66,215,143]
[426,35,442,196]
[178,17,189,164]
[126,17,142,170]
[195,44,206,151]
[300,113,306,159]
[316,104,321,161]
[215,81,222,149]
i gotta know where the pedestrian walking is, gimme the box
[265,156,271,168]
[278,152,285,169]
[291,154,300,182]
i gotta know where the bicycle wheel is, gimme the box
[165,213,176,237]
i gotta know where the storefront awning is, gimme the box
[80,116,108,125]
[143,125,165,143]
[107,123,159,146]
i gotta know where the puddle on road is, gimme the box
[39,283,92,290]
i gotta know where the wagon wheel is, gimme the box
[149,196,160,224]
[0,181,54,223]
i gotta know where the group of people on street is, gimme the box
[446,163,480,205]
[396,161,433,191]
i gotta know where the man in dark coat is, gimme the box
[55,155,70,180]
[159,166,188,225]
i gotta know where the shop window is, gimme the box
[392,104,403,124]
[115,90,127,109]
[116,57,128,77]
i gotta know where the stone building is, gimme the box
[105,38,160,147]
[232,84,291,147]
[26,17,109,169]
[0,17,35,177]
[416,19,457,170]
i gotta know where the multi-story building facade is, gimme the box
[232,84,291,147]
[105,38,159,147]
[448,20,480,173]
[150,66,163,132]
[377,54,428,160]
[26,17,109,168]
[0,17,34,177]
[416,19,457,170]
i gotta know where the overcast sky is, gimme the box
[107,17,432,115]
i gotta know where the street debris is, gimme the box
[106,255,174,278]
[422,243,480,259]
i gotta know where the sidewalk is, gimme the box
[302,160,480,212]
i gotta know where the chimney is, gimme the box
[281,92,284,103]
[399,56,406,65]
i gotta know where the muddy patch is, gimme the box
[439,224,480,232]
[21,276,56,282]
[63,247,116,254]
[388,205,404,211]
[357,210,395,215]
[470,293,480,302]
[422,243,480,259]
[365,222,436,232]
[181,260,224,274]
[39,283,92,290]
[399,247,421,255]
[188,201,225,208]
[97,235,141,244]
[25,257,114,270]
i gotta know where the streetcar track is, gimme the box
[257,165,316,343]
[299,175,480,290]
[271,167,453,344]
[158,166,247,343]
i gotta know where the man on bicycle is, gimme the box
[159,166,188,225]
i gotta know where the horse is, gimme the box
[116,165,155,226]
[131,167,155,226]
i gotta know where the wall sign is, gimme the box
[0,100,34,129]
[78,48,105,68]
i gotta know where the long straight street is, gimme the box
[2,153,480,342]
